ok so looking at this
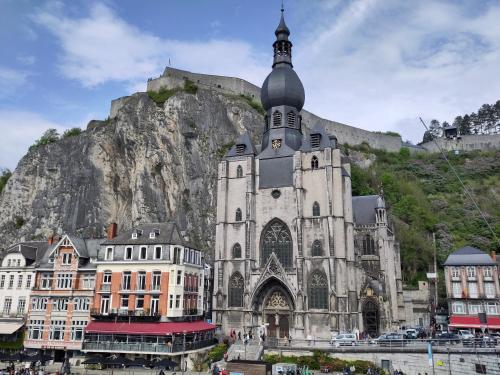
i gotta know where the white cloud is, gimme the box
[0,67,29,97]
[17,55,36,65]
[0,110,89,170]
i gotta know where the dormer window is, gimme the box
[287,111,295,127]
[105,247,113,261]
[149,229,160,239]
[132,233,138,239]
[311,134,321,148]
[236,144,246,155]
[273,111,282,127]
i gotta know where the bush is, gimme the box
[14,216,25,229]
[30,128,60,149]
[147,87,179,104]
[184,79,198,94]
[239,94,265,115]
[62,127,82,138]
[207,343,227,362]
[0,169,12,194]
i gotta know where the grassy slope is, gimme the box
[347,145,500,287]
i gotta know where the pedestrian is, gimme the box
[159,370,165,375]
[213,364,220,375]
[238,331,241,341]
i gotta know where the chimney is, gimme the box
[107,223,117,240]
[48,235,55,245]
[491,251,497,261]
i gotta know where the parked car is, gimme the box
[404,329,417,340]
[330,333,357,347]
[376,333,406,347]
[457,330,474,340]
[435,332,461,346]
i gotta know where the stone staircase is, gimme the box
[226,340,263,361]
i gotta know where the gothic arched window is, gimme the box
[260,218,293,268]
[232,243,242,259]
[362,234,376,255]
[236,165,243,178]
[309,270,328,309]
[228,272,244,307]
[311,156,319,170]
[312,240,322,256]
[235,208,242,222]
[273,111,282,127]
[312,202,320,217]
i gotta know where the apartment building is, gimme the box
[24,235,103,362]
[83,223,215,359]
[444,246,500,332]
[0,241,47,345]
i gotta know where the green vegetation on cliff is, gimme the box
[0,169,11,195]
[348,145,500,287]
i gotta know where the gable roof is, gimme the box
[300,122,334,152]
[102,222,187,247]
[443,246,496,266]
[4,241,49,265]
[352,195,380,225]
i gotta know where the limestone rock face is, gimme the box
[0,89,263,250]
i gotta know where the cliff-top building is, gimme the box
[212,9,404,340]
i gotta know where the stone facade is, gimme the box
[402,281,430,328]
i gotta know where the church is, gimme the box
[212,8,405,340]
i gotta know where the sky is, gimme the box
[1,0,500,170]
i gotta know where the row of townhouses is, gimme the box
[0,222,215,365]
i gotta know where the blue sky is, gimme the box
[1,0,500,169]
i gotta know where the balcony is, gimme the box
[182,309,200,316]
[83,338,217,354]
[90,309,160,321]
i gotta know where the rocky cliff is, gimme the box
[0,88,264,250]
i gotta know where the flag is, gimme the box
[427,342,433,367]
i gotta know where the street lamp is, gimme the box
[181,330,186,375]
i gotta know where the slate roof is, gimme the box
[39,235,106,268]
[225,132,257,158]
[352,195,382,225]
[4,241,49,265]
[102,222,186,246]
[300,123,334,152]
[443,246,496,266]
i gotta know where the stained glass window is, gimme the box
[362,235,376,255]
[235,208,242,222]
[312,201,320,216]
[232,243,242,259]
[312,240,322,256]
[309,270,328,309]
[228,272,244,307]
[261,219,293,268]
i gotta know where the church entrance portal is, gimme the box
[362,299,379,337]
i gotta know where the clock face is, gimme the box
[272,139,282,150]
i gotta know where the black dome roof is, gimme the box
[261,66,305,111]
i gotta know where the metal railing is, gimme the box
[83,338,217,353]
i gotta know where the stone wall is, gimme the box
[402,280,430,328]
[268,347,500,375]
[141,67,404,152]
[421,133,500,153]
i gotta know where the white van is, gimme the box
[331,333,357,347]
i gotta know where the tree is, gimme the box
[62,127,82,138]
[429,119,442,138]
[0,169,12,194]
[422,130,435,143]
[32,128,60,148]
[458,115,472,135]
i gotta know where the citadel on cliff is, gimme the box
[211,9,404,340]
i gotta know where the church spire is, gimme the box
[273,5,292,67]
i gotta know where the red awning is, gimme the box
[85,321,216,336]
[487,316,500,329]
[449,316,483,328]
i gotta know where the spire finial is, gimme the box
[281,0,284,13]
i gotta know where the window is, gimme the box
[103,271,112,284]
[56,273,72,289]
[0,275,4,288]
[137,271,146,290]
[484,282,495,298]
[484,267,492,278]
[261,218,293,268]
[124,247,133,260]
[26,275,32,288]
[287,111,295,127]
[31,297,48,311]
[232,243,242,259]
[169,295,174,309]
[3,297,12,315]
[452,282,462,298]
[152,271,161,291]
[151,296,159,315]
[74,297,90,311]
[362,235,376,255]
[451,267,460,278]
[17,275,23,289]
[311,156,319,169]
[468,282,478,298]
[272,111,282,127]
[309,271,328,309]
[235,208,242,222]
[7,260,11,267]
[149,229,159,239]
[139,246,147,260]
[41,273,52,289]
[175,295,181,308]
[312,240,322,256]
[236,165,243,178]
[136,295,144,309]
[121,295,129,309]
[132,232,138,239]
[467,266,476,278]
[62,253,72,265]
[469,303,482,314]
[452,302,465,314]
[122,272,131,290]
[311,134,321,148]
[8,274,14,289]
[173,247,182,265]
[105,247,113,260]
[154,246,162,260]
[28,320,44,339]
[228,272,244,307]
[312,201,320,217]
[71,320,86,341]
[100,296,110,314]
[17,297,26,315]
[49,320,65,340]
[52,298,69,311]
[486,303,498,315]
[236,144,246,155]
[177,271,182,285]
[82,274,95,289]
[17,259,21,267]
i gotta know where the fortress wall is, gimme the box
[421,133,500,153]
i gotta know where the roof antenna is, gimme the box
[281,0,284,12]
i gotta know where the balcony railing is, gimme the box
[100,284,111,292]
[83,338,217,354]
[90,309,160,320]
